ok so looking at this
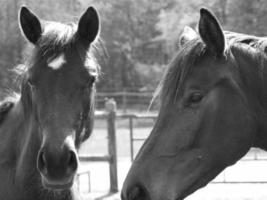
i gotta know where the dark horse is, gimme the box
[0,6,100,200]
[122,8,267,200]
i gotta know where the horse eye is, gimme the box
[187,92,203,105]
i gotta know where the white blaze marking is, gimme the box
[47,54,66,70]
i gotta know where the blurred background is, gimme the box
[1,0,267,199]
[2,0,267,111]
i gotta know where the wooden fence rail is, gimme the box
[116,113,157,161]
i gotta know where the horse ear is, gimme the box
[77,6,100,45]
[198,8,225,57]
[19,6,42,44]
[179,26,198,47]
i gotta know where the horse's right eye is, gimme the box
[189,93,203,103]
[186,92,204,107]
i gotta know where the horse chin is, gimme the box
[41,176,74,191]
[174,167,222,200]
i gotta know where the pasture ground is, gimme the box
[78,117,267,200]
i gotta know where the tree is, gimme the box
[155,0,226,56]
[85,0,167,91]
[2,0,267,97]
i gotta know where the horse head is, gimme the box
[122,8,262,200]
[19,6,100,190]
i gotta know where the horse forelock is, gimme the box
[152,39,207,106]
[37,20,104,76]
[16,20,104,76]
[37,21,76,58]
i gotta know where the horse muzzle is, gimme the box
[37,142,78,190]
[122,185,151,200]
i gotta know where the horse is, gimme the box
[0,6,101,200]
[122,8,267,200]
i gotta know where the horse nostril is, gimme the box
[128,185,149,200]
[67,151,78,172]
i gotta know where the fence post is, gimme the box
[105,98,118,193]
[122,88,127,113]
[129,117,134,162]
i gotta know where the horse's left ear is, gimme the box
[77,6,100,45]
[198,8,225,57]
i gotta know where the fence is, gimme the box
[77,99,118,193]
[95,90,156,112]
[76,98,157,193]
[122,113,267,185]
[120,113,157,161]
[78,99,267,193]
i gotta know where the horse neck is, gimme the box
[254,92,267,151]
[236,47,267,150]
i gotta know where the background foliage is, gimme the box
[0,0,267,98]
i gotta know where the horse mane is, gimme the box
[151,38,207,106]
[226,32,267,108]
[152,31,267,107]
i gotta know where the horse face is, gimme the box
[31,51,96,190]
[19,6,99,190]
[122,9,256,200]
